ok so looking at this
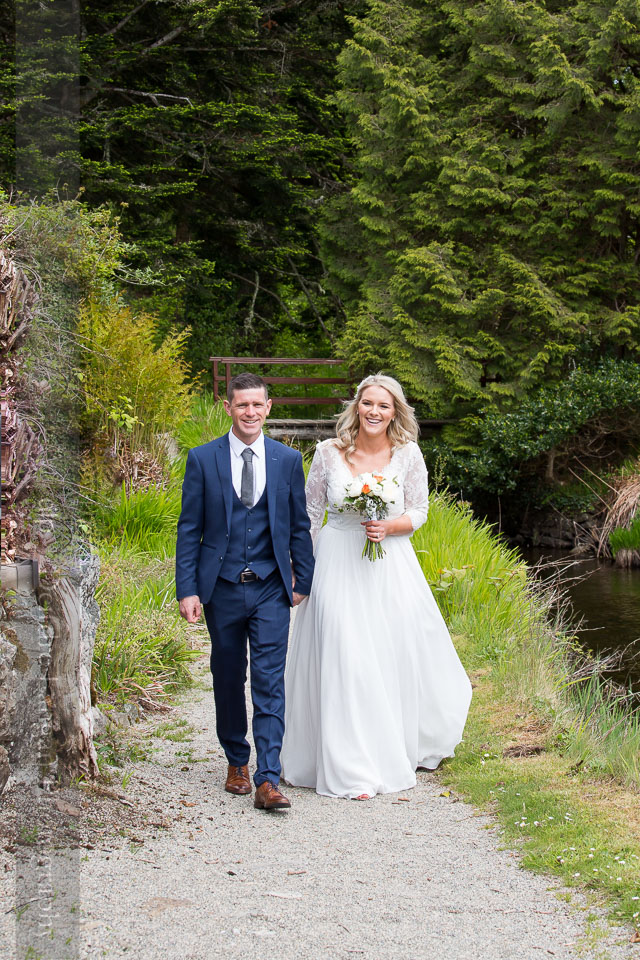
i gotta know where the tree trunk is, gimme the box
[545,447,556,483]
[45,557,100,783]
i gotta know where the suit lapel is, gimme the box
[265,437,280,533]
[214,435,233,533]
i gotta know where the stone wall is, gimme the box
[512,510,601,553]
[0,569,55,792]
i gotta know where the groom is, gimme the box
[176,372,314,811]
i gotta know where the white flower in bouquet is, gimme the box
[376,477,398,503]
[346,476,369,498]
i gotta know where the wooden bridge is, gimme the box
[210,356,453,439]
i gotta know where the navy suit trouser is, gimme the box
[203,569,290,787]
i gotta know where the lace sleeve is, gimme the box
[402,442,429,532]
[305,443,329,548]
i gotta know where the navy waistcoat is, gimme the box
[218,487,277,582]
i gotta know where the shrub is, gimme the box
[77,297,194,452]
[1,197,130,294]
[430,359,640,497]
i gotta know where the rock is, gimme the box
[53,797,82,817]
[91,707,107,737]
[106,710,132,730]
[517,505,602,553]
[123,702,140,723]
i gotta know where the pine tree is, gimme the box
[323,0,640,415]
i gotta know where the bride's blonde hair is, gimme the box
[334,373,419,463]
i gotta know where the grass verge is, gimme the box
[439,671,640,932]
[414,492,640,930]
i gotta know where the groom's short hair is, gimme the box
[227,372,269,401]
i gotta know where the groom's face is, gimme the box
[224,387,272,444]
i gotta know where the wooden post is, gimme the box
[225,360,232,399]
[212,358,219,401]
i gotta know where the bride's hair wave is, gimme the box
[334,373,419,463]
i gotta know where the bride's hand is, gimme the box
[362,519,390,542]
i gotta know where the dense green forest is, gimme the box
[3,0,640,505]
[4,0,360,370]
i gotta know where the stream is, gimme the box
[518,547,640,693]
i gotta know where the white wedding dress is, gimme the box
[280,439,472,799]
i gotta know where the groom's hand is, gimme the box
[179,595,202,623]
[291,574,307,607]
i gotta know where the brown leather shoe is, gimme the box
[225,764,252,795]
[254,781,291,810]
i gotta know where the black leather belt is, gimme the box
[239,569,259,583]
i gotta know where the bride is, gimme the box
[281,374,472,799]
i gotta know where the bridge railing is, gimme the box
[210,356,351,406]
[210,356,455,439]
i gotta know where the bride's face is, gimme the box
[357,385,395,439]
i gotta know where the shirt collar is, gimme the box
[228,428,265,459]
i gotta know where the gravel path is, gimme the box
[1,651,635,960]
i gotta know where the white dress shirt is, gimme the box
[228,429,266,507]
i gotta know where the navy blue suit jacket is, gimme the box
[175,433,314,606]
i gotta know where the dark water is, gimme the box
[518,547,640,692]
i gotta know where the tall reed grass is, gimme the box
[413,496,531,664]
[92,483,182,556]
[415,492,640,789]
[609,513,640,555]
[173,395,230,461]
[92,546,199,705]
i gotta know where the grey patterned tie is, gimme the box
[240,448,254,507]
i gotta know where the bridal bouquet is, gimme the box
[342,473,398,561]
